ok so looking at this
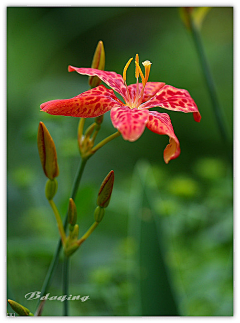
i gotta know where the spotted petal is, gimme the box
[146,111,180,163]
[128,82,165,103]
[110,106,149,142]
[41,85,123,118]
[140,85,201,122]
[68,66,128,100]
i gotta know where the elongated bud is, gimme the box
[94,206,105,223]
[179,7,210,30]
[71,224,79,239]
[45,178,58,200]
[8,299,34,316]
[37,122,59,180]
[179,7,193,30]
[68,198,77,228]
[89,40,105,88]
[97,170,114,208]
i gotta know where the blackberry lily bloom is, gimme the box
[41,55,201,163]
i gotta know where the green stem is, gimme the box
[70,158,88,202]
[48,199,66,245]
[78,118,86,140]
[35,158,87,314]
[63,256,69,316]
[77,222,99,246]
[35,130,120,314]
[91,127,100,142]
[91,131,121,154]
[189,17,230,143]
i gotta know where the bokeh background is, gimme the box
[7,7,233,316]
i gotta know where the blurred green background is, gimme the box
[7,7,233,316]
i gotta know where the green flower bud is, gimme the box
[68,198,77,228]
[70,224,79,240]
[37,122,59,180]
[45,178,58,200]
[8,299,34,316]
[89,40,105,88]
[97,170,114,208]
[94,206,105,223]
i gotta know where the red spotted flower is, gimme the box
[41,54,201,163]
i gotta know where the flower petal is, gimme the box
[146,111,180,163]
[128,82,165,103]
[68,66,128,100]
[41,85,123,118]
[140,85,201,122]
[110,106,149,142]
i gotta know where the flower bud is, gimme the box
[89,40,105,88]
[8,299,34,316]
[70,224,79,240]
[45,178,58,200]
[68,198,77,228]
[179,7,210,30]
[94,206,105,223]
[37,122,59,180]
[95,115,104,125]
[97,170,114,208]
[179,7,193,30]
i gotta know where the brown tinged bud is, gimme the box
[8,299,34,316]
[97,170,114,208]
[89,40,105,88]
[68,198,77,228]
[179,7,210,31]
[37,122,59,180]
[179,7,193,30]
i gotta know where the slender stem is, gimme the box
[189,17,230,143]
[77,222,99,246]
[63,256,69,316]
[48,199,66,244]
[78,118,86,140]
[91,131,121,154]
[70,158,88,202]
[84,123,96,138]
[35,158,87,314]
[91,127,100,142]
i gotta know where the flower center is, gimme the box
[122,54,152,109]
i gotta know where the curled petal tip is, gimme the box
[193,111,201,122]
[164,139,181,164]
[68,65,75,72]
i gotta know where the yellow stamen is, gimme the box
[135,61,145,86]
[142,60,152,84]
[135,54,139,78]
[123,57,133,82]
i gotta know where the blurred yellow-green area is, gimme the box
[7,7,233,316]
